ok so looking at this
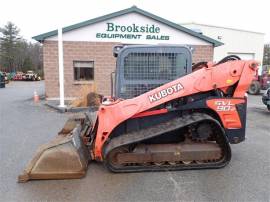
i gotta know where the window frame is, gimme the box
[73,61,94,82]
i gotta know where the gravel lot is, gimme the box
[0,81,269,202]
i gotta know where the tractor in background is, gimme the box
[262,87,270,111]
[23,70,41,81]
[248,65,270,94]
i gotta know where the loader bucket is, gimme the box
[18,124,90,183]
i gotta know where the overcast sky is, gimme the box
[1,0,269,43]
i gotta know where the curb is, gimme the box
[45,102,98,113]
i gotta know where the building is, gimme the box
[34,6,222,100]
[181,22,265,63]
[263,43,270,65]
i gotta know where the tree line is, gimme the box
[0,22,43,74]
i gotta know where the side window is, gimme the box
[73,61,94,81]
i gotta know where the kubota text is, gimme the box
[148,83,184,102]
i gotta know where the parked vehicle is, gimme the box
[13,72,25,81]
[24,70,41,81]
[1,72,9,84]
[262,88,270,111]
[0,72,5,88]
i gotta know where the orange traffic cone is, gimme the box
[34,91,39,103]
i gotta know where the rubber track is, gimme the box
[103,113,231,172]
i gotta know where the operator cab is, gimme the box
[113,45,192,99]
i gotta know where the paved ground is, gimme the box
[0,81,269,202]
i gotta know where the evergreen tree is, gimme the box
[0,22,21,72]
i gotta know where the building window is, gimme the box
[73,61,94,81]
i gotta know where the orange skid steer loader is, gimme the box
[18,45,258,182]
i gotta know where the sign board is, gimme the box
[47,13,210,45]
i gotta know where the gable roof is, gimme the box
[33,6,223,47]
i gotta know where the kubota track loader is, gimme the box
[18,45,258,182]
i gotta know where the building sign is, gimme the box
[46,12,210,45]
[96,23,170,41]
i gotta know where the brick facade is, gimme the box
[43,41,118,98]
[43,41,213,99]
[192,45,214,64]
